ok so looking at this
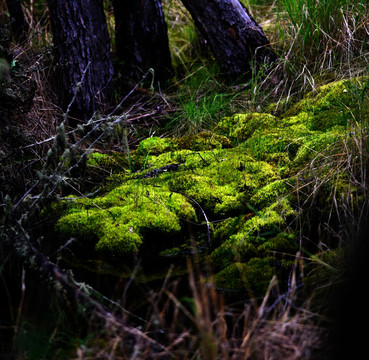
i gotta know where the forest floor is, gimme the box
[1,0,369,359]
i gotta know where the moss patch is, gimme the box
[210,199,296,271]
[52,77,369,291]
[283,77,369,131]
[213,258,276,295]
[136,136,174,155]
[218,112,277,141]
[56,183,197,256]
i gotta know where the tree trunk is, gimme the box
[180,0,277,77]
[113,0,172,86]
[5,0,29,41]
[47,0,113,122]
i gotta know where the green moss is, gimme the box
[163,154,280,216]
[210,199,295,270]
[249,179,290,209]
[213,258,276,294]
[242,122,314,162]
[242,160,278,183]
[87,152,109,166]
[135,132,231,156]
[256,232,297,255]
[85,152,130,182]
[56,133,288,263]
[213,216,245,242]
[56,183,197,256]
[293,129,345,165]
[174,131,232,150]
[237,207,286,238]
[95,218,143,255]
[264,152,291,166]
[218,113,277,141]
[50,77,369,291]
[57,209,104,242]
[136,137,174,155]
[168,173,245,215]
[283,78,369,131]
[87,152,127,169]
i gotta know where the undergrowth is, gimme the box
[1,0,369,359]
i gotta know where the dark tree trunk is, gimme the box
[47,0,113,122]
[180,0,277,77]
[5,0,29,41]
[113,0,172,85]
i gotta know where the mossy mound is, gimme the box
[53,77,369,294]
[213,258,276,294]
[55,183,197,256]
[135,131,232,156]
[210,199,296,271]
[282,77,369,131]
[56,133,287,268]
[217,113,277,141]
[136,136,174,155]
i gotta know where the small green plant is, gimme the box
[167,64,245,135]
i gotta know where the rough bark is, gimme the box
[180,0,277,76]
[113,0,172,85]
[47,0,113,122]
[5,0,29,41]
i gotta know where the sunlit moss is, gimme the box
[210,199,295,270]
[87,151,128,168]
[283,77,369,131]
[56,183,197,256]
[136,136,174,155]
[51,77,369,290]
[174,131,232,150]
[249,179,291,209]
[136,131,231,157]
[218,112,277,141]
[293,129,345,165]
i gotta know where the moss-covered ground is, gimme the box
[52,76,369,294]
[2,1,369,357]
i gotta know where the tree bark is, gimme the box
[5,0,29,41]
[113,0,172,85]
[180,0,277,77]
[47,0,113,122]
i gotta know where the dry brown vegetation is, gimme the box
[1,1,369,359]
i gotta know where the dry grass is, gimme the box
[67,258,327,360]
[2,1,369,359]
[242,0,369,112]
